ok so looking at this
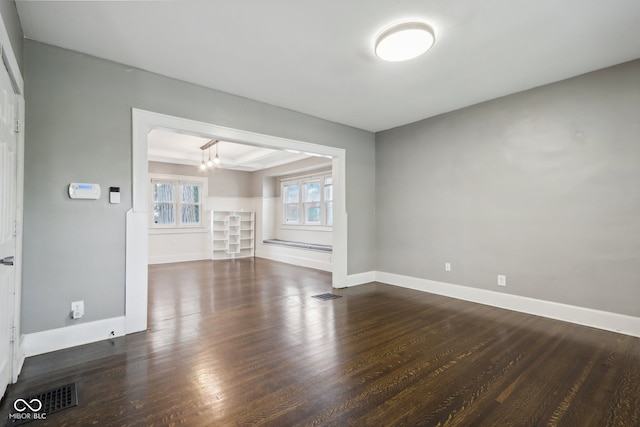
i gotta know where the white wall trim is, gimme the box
[13,337,25,384]
[375,271,640,338]
[22,317,126,357]
[149,252,210,265]
[1,13,26,385]
[255,250,332,272]
[148,227,208,235]
[125,210,148,334]
[343,271,376,288]
[8,94,25,388]
[0,16,24,94]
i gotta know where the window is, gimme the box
[180,183,202,225]
[283,183,300,224]
[282,172,332,227]
[149,174,206,228]
[152,181,176,225]
[303,181,321,224]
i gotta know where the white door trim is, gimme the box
[127,109,348,333]
[0,13,26,387]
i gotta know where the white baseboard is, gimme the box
[12,336,26,383]
[376,271,640,338]
[342,271,376,288]
[148,252,210,265]
[23,316,126,357]
[256,246,332,272]
[256,253,331,272]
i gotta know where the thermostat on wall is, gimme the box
[69,183,101,200]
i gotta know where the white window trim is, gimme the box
[281,171,332,228]
[149,173,208,232]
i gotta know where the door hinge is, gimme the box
[15,118,21,133]
[13,221,18,237]
[10,327,16,343]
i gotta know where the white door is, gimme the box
[0,59,18,399]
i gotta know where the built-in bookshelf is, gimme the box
[210,210,255,259]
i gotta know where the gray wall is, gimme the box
[0,1,23,72]
[149,161,253,197]
[22,40,375,333]
[376,59,640,317]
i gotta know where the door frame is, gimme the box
[0,16,26,384]
[126,109,347,333]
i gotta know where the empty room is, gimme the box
[1,1,639,426]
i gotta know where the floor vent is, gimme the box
[312,293,342,301]
[8,383,78,426]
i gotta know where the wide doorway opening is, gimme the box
[126,109,347,334]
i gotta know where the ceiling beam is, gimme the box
[199,139,219,150]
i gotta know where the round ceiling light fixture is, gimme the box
[375,21,435,62]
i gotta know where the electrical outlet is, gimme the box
[445,262,451,272]
[497,275,507,287]
[71,300,84,319]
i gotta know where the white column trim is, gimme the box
[125,210,148,333]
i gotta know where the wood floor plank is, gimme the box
[2,258,640,426]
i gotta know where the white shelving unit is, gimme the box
[210,210,255,260]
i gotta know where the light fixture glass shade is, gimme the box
[199,150,207,170]
[375,22,435,62]
[213,144,221,165]
[206,148,214,168]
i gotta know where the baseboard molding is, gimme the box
[23,316,127,357]
[148,252,210,265]
[12,336,26,383]
[255,247,332,272]
[342,271,376,288]
[376,271,640,338]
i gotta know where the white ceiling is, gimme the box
[15,1,640,133]
[147,129,313,172]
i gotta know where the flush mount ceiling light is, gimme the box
[375,21,435,62]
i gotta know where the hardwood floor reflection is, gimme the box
[2,258,640,426]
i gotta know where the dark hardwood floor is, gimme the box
[2,258,640,426]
